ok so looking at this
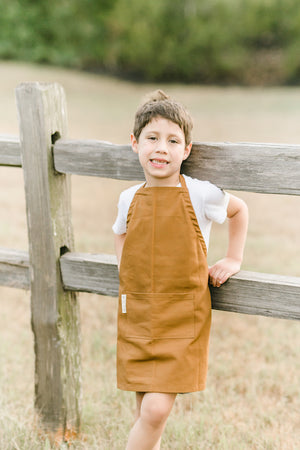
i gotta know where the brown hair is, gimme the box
[133,90,193,145]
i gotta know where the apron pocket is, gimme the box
[124,292,195,340]
[124,292,152,339]
[152,293,195,339]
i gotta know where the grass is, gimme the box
[0,61,300,448]
[1,291,299,449]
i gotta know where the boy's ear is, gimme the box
[131,133,139,154]
[183,142,192,160]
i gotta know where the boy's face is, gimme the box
[131,117,192,187]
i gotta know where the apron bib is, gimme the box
[117,175,211,393]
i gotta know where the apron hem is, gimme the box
[117,383,206,394]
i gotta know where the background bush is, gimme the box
[1,0,300,85]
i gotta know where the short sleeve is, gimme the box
[203,182,230,224]
[112,192,127,235]
[112,183,143,234]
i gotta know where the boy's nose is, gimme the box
[155,142,168,154]
[156,148,167,154]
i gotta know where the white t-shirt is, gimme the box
[112,174,230,249]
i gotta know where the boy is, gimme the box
[113,90,248,449]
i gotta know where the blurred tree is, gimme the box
[105,0,246,83]
[0,0,117,67]
[1,0,300,84]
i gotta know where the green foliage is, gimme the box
[0,0,117,66]
[1,0,300,84]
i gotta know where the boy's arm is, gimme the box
[209,194,248,288]
[114,233,127,270]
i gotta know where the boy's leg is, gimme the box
[134,393,161,450]
[126,392,176,450]
[134,392,145,422]
[133,393,161,450]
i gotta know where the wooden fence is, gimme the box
[0,82,299,439]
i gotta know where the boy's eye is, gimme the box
[148,136,157,141]
[170,139,179,144]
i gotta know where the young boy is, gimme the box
[113,90,248,450]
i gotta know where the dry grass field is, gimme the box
[0,61,299,449]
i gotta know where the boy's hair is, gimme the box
[133,90,193,145]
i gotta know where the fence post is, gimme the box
[15,83,81,440]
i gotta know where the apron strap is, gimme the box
[180,175,208,257]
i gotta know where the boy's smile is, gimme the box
[149,158,169,168]
[131,117,192,187]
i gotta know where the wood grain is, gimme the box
[60,252,300,321]
[16,82,81,434]
[0,248,29,289]
[2,135,300,194]
[0,136,21,167]
[2,249,300,320]
[54,139,300,195]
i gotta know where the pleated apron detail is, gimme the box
[117,175,211,393]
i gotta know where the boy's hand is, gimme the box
[208,257,241,288]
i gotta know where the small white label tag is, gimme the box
[121,294,127,313]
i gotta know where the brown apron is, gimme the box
[117,175,211,393]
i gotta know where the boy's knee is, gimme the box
[141,394,175,429]
[142,402,168,428]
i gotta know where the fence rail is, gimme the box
[1,248,300,320]
[0,136,21,166]
[54,139,300,195]
[0,82,299,440]
[2,136,300,195]
[0,248,29,289]
[59,254,300,320]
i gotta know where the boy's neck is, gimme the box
[145,176,181,188]
[144,173,182,188]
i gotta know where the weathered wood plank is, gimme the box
[0,136,21,166]
[184,142,300,195]
[1,248,299,320]
[2,134,300,194]
[54,139,300,195]
[16,82,81,438]
[54,139,144,180]
[0,248,29,289]
[60,252,300,321]
[210,271,300,320]
[60,252,119,296]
